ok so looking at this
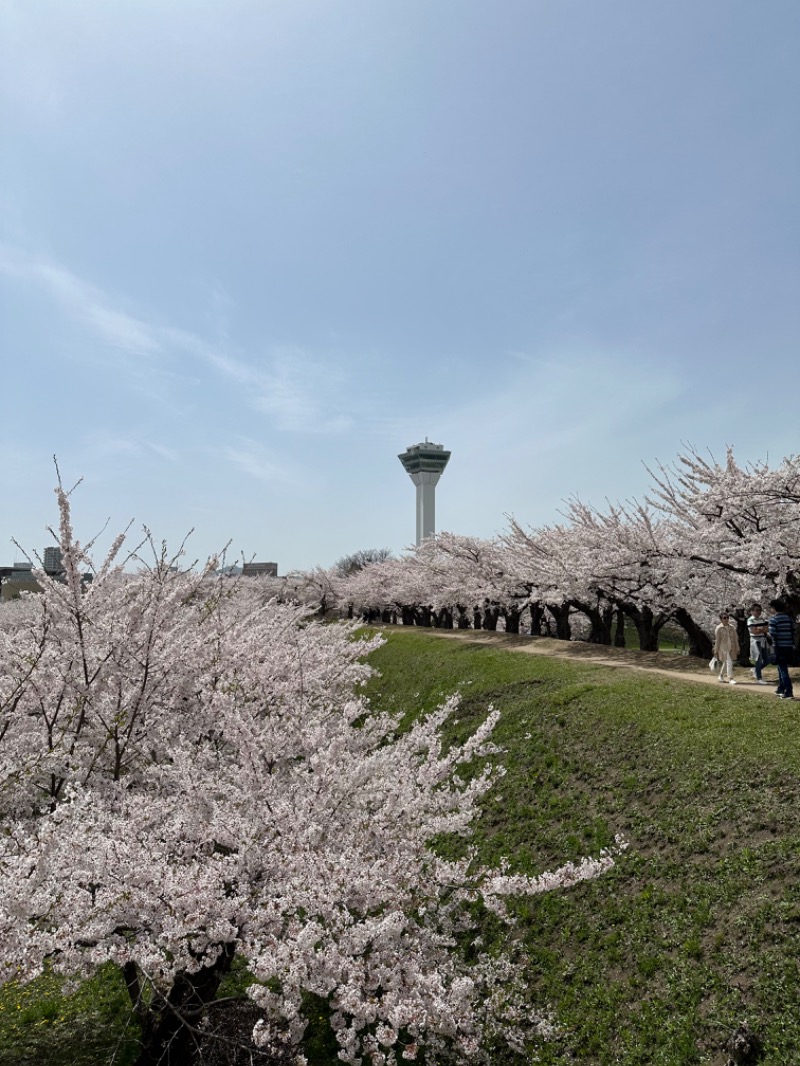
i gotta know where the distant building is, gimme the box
[0,562,40,601]
[6,562,33,579]
[43,547,64,575]
[242,562,279,578]
[0,548,87,601]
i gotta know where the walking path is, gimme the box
[406,628,789,698]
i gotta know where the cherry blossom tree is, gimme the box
[648,449,800,595]
[407,534,531,632]
[556,500,679,652]
[0,485,622,1065]
[293,446,800,662]
[502,520,604,643]
[646,448,800,654]
[334,548,394,576]
[335,554,416,623]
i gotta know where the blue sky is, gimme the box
[1,0,798,571]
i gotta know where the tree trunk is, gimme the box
[546,603,572,641]
[622,604,665,652]
[472,607,482,630]
[672,606,713,659]
[502,606,521,634]
[129,945,236,1066]
[571,601,614,645]
[613,607,626,647]
[456,605,471,629]
[528,603,545,637]
[483,606,499,631]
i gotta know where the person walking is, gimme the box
[714,611,739,684]
[768,599,796,700]
[746,603,770,685]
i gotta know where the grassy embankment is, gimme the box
[2,628,800,1065]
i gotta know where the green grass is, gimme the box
[362,629,800,1065]
[3,628,800,1064]
[0,964,139,1066]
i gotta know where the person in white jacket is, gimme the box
[714,611,740,684]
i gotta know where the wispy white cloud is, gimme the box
[0,243,357,436]
[81,431,180,464]
[0,246,162,356]
[148,442,180,463]
[385,350,685,452]
[250,347,354,434]
[355,349,686,456]
[363,349,692,534]
[222,438,310,489]
[0,11,66,124]
[165,328,355,434]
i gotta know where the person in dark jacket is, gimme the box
[746,603,770,684]
[768,599,796,700]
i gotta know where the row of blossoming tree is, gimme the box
[285,448,800,661]
[0,480,624,1066]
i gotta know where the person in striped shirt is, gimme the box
[768,599,796,700]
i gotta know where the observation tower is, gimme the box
[398,439,451,546]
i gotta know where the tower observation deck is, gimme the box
[397,440,451,546]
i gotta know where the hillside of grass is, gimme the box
[363,629,800,1066]
[3,627,800,1065]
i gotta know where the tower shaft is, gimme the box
[398,441,451,546]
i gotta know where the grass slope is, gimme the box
[2,628,799,1064]
[363,630,800,1066]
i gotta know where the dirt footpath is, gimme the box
[404,627,790,698]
